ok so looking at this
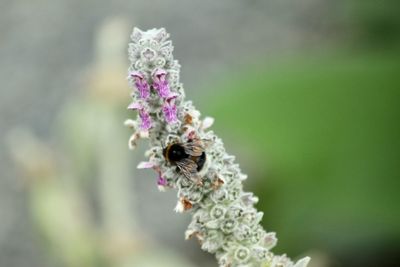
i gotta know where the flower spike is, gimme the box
[125,27,310,267]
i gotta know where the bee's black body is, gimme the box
[195,152,206,172]
[163,143,206,173]
[163,144,187,161]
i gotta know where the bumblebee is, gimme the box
[163,139,207,182]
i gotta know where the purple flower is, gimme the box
[130,71,150,99]
[139,109,152,130]
[157,174,167,186]
[152,69,170,98]
[162,100,177,124]
[126,101,152,131]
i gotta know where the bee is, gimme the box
[163,139,207,182]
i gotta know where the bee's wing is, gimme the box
[176,158,198,179]
[183,139,204,156]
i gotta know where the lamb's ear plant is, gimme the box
[125,28,310,267]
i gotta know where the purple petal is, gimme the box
[153,68,167,77]
[130,71,144,79]
[139,109,152,130]
[157,174,167,186]
[136,81,150,99]
[162,101,177,124]
[130,71,150,99]
[152,69,170,98]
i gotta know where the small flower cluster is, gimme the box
[125,28,310,267]
[128,67,178,130]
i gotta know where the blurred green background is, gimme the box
[203,50,400,267]
[1,1,399,267]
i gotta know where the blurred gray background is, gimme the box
[1,0,399,267]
